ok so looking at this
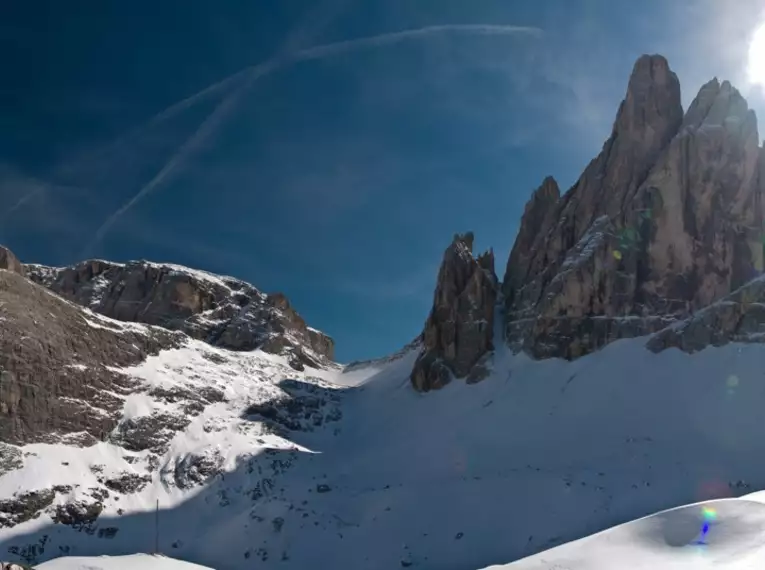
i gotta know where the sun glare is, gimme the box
[748,22,765,87]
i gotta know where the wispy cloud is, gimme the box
[82,62,277,258]
[292,24,541,62]
[83,22,543,255]
[0,164,99,262]
[0,170,48,223]
[0,165,83,226]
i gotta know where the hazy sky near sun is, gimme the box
[3,0,765,361]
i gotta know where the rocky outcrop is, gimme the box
[107,412,191,453]
[103,473,152,494]
[0,490,55,528]
[244,379,343,433]
[0,270,181,446]
[0,246,23,276]
[51,500,104,530]
[502,54,765,359]
[25,259,334,363]
[410,232,498,391]
[647,275,765,353]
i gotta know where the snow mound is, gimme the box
[491,496,765,569]
[37,553,212,570]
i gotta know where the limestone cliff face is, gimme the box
[503,176,560,298]
[502,55,765,359]
[0,266,181,446]
[410,233,498,392]
[637,79,763,309]
[647,275,765,354]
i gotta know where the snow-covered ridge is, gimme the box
[23,258,335,364]
[342,336,423,373]
[142,261,247,290]
[37,553,212,570]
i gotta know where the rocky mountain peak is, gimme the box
[22,257,334,367]
[497,54,765,359]
[502,176,560,299]
[615,54,682,148]
[410,232,498,392]
[404,53,765,371]
[452,231,475,253]
[683,76,757,137]
[500,55,683,320]
[476,247,495,274]
[537,175,560,199]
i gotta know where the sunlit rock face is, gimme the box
[501,55,765,359]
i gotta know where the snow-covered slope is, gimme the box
[4,322,765,569]
[37,554,212,570]
[488,492,765,569]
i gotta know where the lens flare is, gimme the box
[702,507,717,521]
[749,22,765,88]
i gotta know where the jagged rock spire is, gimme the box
[410,233,497,392]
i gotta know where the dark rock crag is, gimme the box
[410,232,498,391]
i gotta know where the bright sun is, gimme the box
[748,22,765,87]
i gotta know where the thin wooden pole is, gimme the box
[155,499,159,555]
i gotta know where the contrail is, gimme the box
[52,69,252,186]
[83,0,354,256]
[293,24,542,61]
[85,62,278,254]
[72,0,356,179]
[4,181,46,219]
[86,23,541,253]
[0,174,80,224]
[116,24,540,146]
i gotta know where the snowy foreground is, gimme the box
[491,492,765,569]
[37,554,212,570]
[4,324,765,569]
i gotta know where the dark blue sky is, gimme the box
[3,0,765,361]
